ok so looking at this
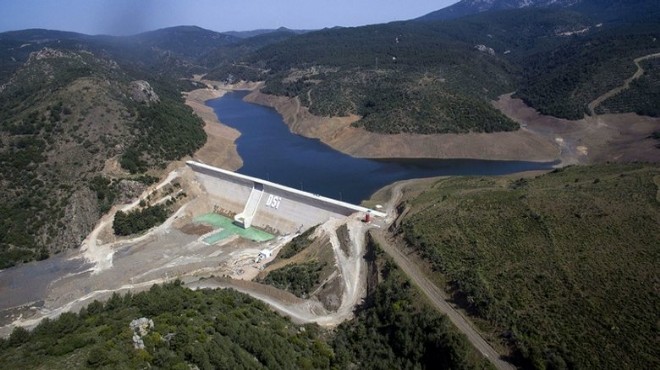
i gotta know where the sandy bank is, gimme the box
[244,89,559,162]
[184,87,242,170]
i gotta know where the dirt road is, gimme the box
[588,52,660,116]
[371,181,516,370]
[188,217,369,327]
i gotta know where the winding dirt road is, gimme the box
[588,52,660,116]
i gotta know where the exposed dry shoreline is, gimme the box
[186,79,659,167]
[184,87,242,170]
[244,89,560,162]
[494,93,660,164]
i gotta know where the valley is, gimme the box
[0,0,659,368]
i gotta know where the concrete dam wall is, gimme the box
[187,161,385,234]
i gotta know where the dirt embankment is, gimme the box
[244,90,559,162]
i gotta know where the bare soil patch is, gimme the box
[184,87,242,170]
[178,223,213,236]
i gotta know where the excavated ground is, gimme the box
[0,165,374,336]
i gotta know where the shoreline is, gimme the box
[186,79,659,169]
[243,88,561,162]
[184,85,242,170]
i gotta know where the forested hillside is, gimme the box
[0,259,491,369]
[399,164,660,369]
[206,3,659,129]
[597,57,660,117]
[0,45,205,268]
[210,20,525,134]
[515,23,660,118]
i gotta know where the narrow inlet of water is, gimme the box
[207,91,556,203]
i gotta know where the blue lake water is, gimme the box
[207,91,557,203]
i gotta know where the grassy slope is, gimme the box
[400,164,659,369]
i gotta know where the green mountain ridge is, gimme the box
[207,4,659,129]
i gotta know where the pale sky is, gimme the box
[0,0,459,35]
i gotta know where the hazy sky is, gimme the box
[0,0,459,35]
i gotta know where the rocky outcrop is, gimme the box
[116,180,147,204]
[474,44,495,55]
[49,188,99,253]
[130,317,154,349]
[129,80,160,105]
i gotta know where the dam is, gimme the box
[188,161,386,234]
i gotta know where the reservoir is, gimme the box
[207,91,556,203]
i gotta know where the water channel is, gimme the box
[207,91,557,203]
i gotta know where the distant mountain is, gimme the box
[0,26,296,83]
[224,27,312,39]
[416,0,660,22]
[128,26,239,59]
[416,0,581,21]
[202,28,303,71]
